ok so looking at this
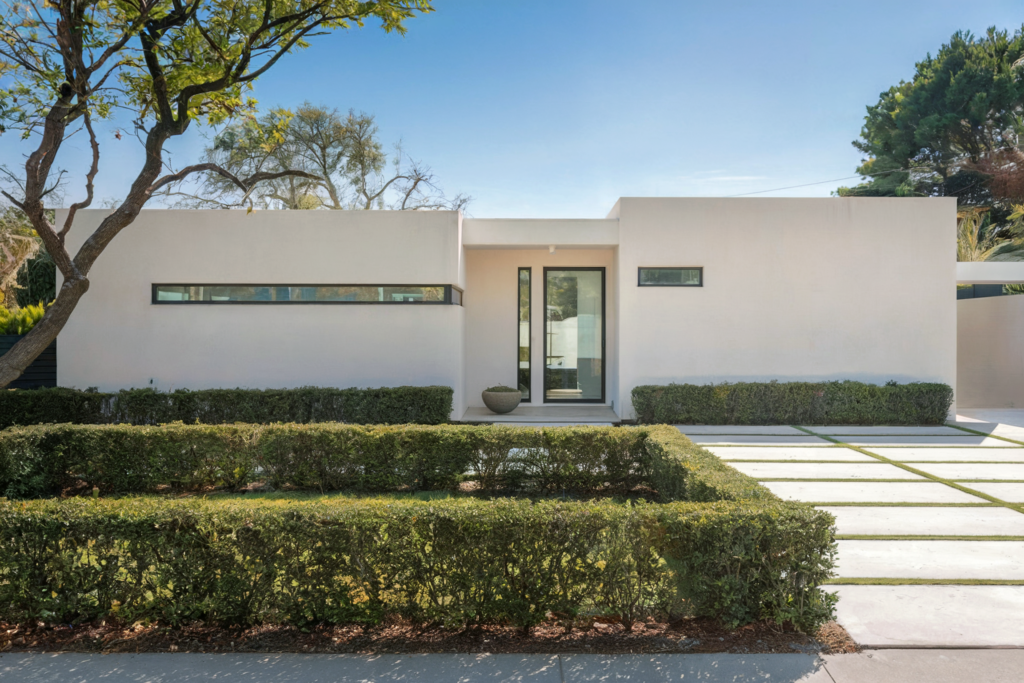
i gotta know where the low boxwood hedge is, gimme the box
[0,494,836,631]
[0,385,453,430]
[0,423,773,501]
[0,423,838,631]
[632,380,954,425]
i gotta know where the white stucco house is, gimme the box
[56,197,958,420]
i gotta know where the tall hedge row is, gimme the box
[0,385,453,430]
[0,495,836,631]
[632,381,955,425]
[0,423,770,501]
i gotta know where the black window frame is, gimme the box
[152,284,463,305]
[518,267,531,403]
[637,267,703,287]
[543,266,606,405]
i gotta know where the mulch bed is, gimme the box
[0,618,858,655]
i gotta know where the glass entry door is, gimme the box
[544,268,605,403]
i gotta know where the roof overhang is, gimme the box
[462,219,618,249]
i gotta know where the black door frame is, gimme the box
[542,266,606,404]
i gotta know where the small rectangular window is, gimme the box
[638,267,702,287]
[153,284,462,304]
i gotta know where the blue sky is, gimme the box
[7,0,1024,217]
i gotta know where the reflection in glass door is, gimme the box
[544,268,604,403]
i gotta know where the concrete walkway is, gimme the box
[692,409,1024,648]
[5,651,1024,682]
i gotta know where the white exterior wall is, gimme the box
[614,198,957,419]
[56,209,467,418]
[958,295,1024,408]
[463,247,617,410]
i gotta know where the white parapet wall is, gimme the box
[55,209,467,419]
[958,294,1024,409]
[613,197,958,419]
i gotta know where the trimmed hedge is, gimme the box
[0,385,453,430]
[632,381,955,425]
[0,495,836,631]
[0,423,769,501]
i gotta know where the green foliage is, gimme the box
[632,381,955,426]
[0,494,836,631]
[838,27,1024,209]
[0,302,46,335]
[0,385,453,430]
[14,249,55,308]
[191,103,467,211]
[483,385,519,392]
[0,423,756,501]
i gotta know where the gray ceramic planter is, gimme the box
[482,390,522,414]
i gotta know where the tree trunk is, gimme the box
[0,276,88,388]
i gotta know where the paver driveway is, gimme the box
[680,410,1024,648]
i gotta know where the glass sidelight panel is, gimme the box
[518,268,531,401]
[544,268,604,402]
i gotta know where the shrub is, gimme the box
[0,385,453,430]
[632,380,954,425]
[0,302,47,335]
[0,423,744,500]
[0,495,836,631]
[483,385,519,392]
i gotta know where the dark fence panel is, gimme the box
[0,335,56,389]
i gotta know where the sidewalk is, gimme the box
[3,651,1024,682]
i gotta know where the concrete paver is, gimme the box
[560,653,830,682]
[831,585,1024,647]
[835,539,1024,579]
[729,461,924,480]
[0,652,563,682]
[905,462,1024,480]
[805,426,966,436]
[675,425,805,435]
[823,649,1024,683]
[685,435,830,446]
[964,482,1024,502]
[820,505,1024,536]
[763,481,982,504]
[862,447,1024,462]
[842,436,1016,447]
[709,446,874,461]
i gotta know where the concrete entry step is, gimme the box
[460,405,619,424]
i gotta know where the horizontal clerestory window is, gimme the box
[153,284,463,305]
[637,267,702,287]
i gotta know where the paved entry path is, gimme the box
[681,410,1024,648]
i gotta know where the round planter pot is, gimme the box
[482,390,522,415]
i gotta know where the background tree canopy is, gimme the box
[838,26,1024,260]
[838,28,1024,213]
[170,103,468,210]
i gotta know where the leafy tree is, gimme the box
[838,27,1024,214]
[171,103,468,210]
[0,0,433,388]
[0,206,41,311]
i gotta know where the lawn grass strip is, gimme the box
[835,534,1024,541]
[720,462,888,466]
[809,502,999,507]
[793,426,1024,515]
[948,423,1024,447]
[824,577,1024,586]
[755,479,931,483]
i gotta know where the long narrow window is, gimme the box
[153,284,463,305]
[518,268,531,402]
